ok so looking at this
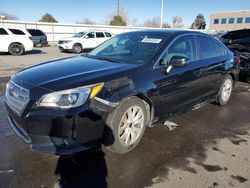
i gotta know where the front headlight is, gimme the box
[38,83,104,108]
[63,40,72,44]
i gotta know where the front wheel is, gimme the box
[72,43,83,54]
[9,43,25,56]
[217,75,233,105]
[104,97,147,153]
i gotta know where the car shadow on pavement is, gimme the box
[0,50,44,56]
[54,150,107,188]
[25,49,45,55]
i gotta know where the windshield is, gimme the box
[87,32,167,64]
[73,32,86,37]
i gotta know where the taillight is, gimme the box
[44,35,47,41]
[234,55,241,64]
[29,36,32,40]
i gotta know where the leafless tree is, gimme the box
[0,11,19,20]
[76,18,95,25]
[143,17,171,28]
[172,16,184,28]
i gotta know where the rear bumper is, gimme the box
[33,40,48,45]
[5,101,107,155]
[25,42,34,52]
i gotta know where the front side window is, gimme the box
[214,18,219,24]
[245,17,250,23]
[237,17,243,24]
[0,28,8,35]
[197,36,226,59]
[88,32,168,64]
[229,18,235,24]
[9,29,25,35]
[221,18,227,24]
[96,32,105,38]
[87,32,95,38]
[160,35,196,66]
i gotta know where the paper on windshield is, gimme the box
[141,38,162,44]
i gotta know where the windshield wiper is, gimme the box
[96,57,118,62]
[87,56,119,63]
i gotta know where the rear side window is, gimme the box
[160,35,196,66]
[197,36,226,59]
[0,28,8,35]
[105,32,112,37]
[27,29,43,36]
[96,32,105,38]
[9,29,25,35]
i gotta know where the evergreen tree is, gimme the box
[191,14,206,29]
[39,13,58,23]
[110,15,127,26]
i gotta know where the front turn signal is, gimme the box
[89,83,104,99]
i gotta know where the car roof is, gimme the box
[122,29,207,37]
[1,27,31,36]
[27,29,42,31]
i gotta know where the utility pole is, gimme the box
[117,0,120,16]
[160,0,164,28]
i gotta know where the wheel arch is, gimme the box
[8,42,25,52]
[135,93,155,127]
[73,42,83,48]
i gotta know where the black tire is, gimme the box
[217,75,233,106]
[104,96,148,153]
[9,43,25,56]
[72,43,83,54]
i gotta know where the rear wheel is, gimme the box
[72,43,83,54]
[104,97,147,153]
[217,75,233,105]
[9,43,25,56]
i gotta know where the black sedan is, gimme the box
[5,30,239,155]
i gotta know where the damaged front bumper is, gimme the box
[5,97,117,155]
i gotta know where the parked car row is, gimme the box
[0,27,113,56]
[5,30,240,155]
[0,27,48,55]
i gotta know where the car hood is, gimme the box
[13,56,140,91]
[59,37,78,41]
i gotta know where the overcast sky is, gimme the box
[0,0,250,28]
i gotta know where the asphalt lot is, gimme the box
[0,47,250,188]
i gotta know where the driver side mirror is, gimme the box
[84,35,89,39]
[170,55,189,67]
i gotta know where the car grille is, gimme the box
[5,80,29,116]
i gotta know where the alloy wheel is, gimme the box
[118,105,145,146]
